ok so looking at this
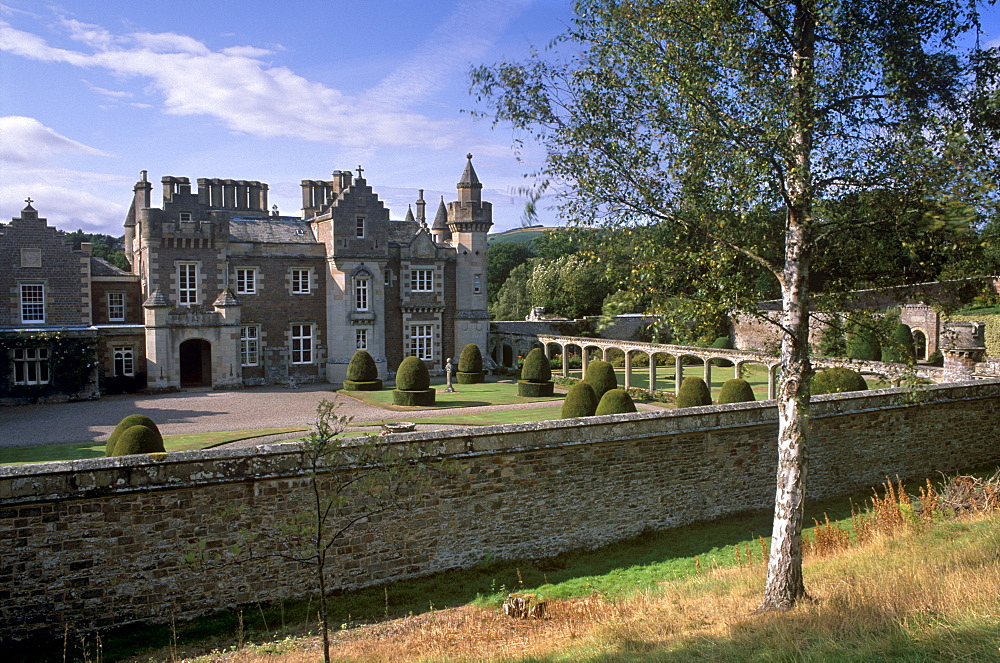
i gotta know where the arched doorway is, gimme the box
[180,339,212,387]
[912,329,927,361]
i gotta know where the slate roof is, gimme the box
[90,256,130,276]
[388,220,420,246]
[432,197,449,231]
[229,217,317,243]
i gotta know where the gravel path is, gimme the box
[0,383,579,449]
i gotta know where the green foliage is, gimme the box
[676,376,712,408]
[561,381,598,418]
[927,350,945,367]
[486,241,535,306]
[346,350,379,382]
[489,261,534,320]
[718,379,757,404]
[819,322,847,357]
[106,414,162,456]
[595,388,637,415]
[395,356,430,391]
[0,332,98,399]
[521,348,551,383]
[812,368,869,396]
[458,344,484,374]
[111,425,166,456]
[531,227,592,259]
[881,323,917,363]
[846,316,882,361]
[711,336,733,350]
[392,388,436,406]
[583,360,617,400]
[63,230,130,270]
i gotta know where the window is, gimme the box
[411,268,433,292]
[356,217,366,238]
[113,346,134,377]
[384,269,391,287]
[12,347,49,385]
[355,277,369,311]
[241,326,259,366]
[291,269,310,294]
[410,324,433,361]
[236,268,256,295]
[179,211,193,222]
[178,263,198,305]
[107,292,125,321]
[473,274,482,294]
[291,324,312,364]
[356,328,368,350]
[20,283,45,323]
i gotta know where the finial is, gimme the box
[356,165,364,178]
[140,170,147,182]
[24,196,33,205]
[466,153,473,160]
[271,204,279,217]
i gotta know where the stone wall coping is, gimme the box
[3,379,999,506]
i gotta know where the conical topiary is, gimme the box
[812,367,868,395]
[676,376,712,408]
[393,356,435,406]
[106,414,162,457]
[457,343,485,384]
[595,388,637,416]
[344,350,382,391]
[881,323,916,363]
[518,347,554,397]
[561,381,598,418]
[717,378,756,404]
[111,425,166,456]
[583,360,617,401]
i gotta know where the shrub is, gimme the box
[718,378,756,404]
[812,367,868,395]
[106,414,162,457]
[561,382,598,418]
[457,344,485,384]
[395,356,430,391]
[111,425,165,456]
[595,388,637,415]
[846,317,881,361]
[818,323,846,357]
[393,356,435,405]
[520,348,551,383]
[344,350,383,391]
[676,376,712,408]
[711,336,733,349]
[927,349,944,366]
[881,323,916,363]
[584,360,617,400]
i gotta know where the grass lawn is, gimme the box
[0,427,308,466]
[340,379,562,410]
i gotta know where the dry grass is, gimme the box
[131,474,1000,663]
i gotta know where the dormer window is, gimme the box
[179,212,193,222]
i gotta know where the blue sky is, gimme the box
[2,1,999,238]
[0,0,572,236]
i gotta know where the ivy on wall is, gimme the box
[948,314,1000,357]
[0,332,98,398]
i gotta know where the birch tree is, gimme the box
[472,0,996,611]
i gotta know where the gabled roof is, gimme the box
[388,220,421,246]
[229,217,317,243]
[90,257,130,276]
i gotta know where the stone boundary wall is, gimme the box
[3,380,1000,642]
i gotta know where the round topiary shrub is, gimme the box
[106,414,162,457]
[111,425,166,456]
[561,382,598,418]
[457,344,485,384]
[584,360,618,401]
[811,367,868,395]
[518,347,553,396]
[712,336,733,349]
[344,349,383,391]
[717,378,756,404]
[881,323,916,363]
[393,356,435,406]
[676,376,713,408]
[595,388,637,416]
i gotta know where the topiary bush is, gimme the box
[344,350,383,391]
[518,347,554,396]
[811,367,868,395]
[676,376,712,408]
[457,344,485,384]
[111,424,165,456]
[561,382,598,418]
[583,360,617,401]
[106,414,162,457]
[393,356,435,406]
[717,378,756,404]
[712,336,733,349]
[595,388,637,416]
[846,317,881,361]
[881,323,916,363]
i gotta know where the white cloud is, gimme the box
[0,116,110,164]
[0,19,462,148]
[0,167,129,235]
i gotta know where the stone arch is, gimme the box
[179,338,212,387]
[912,328,928,361]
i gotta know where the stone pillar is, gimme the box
[703,359,712,388]
[648,353,656,392]
[624,350,632,389]
[675,355,684,396]
[942,321,986,383]
[562,344,569,378]
[768,364,779,400]
[581,348,590,379]
[733,361,741,380]
[223,180,237,209]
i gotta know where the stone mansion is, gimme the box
[0,156,491,400]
